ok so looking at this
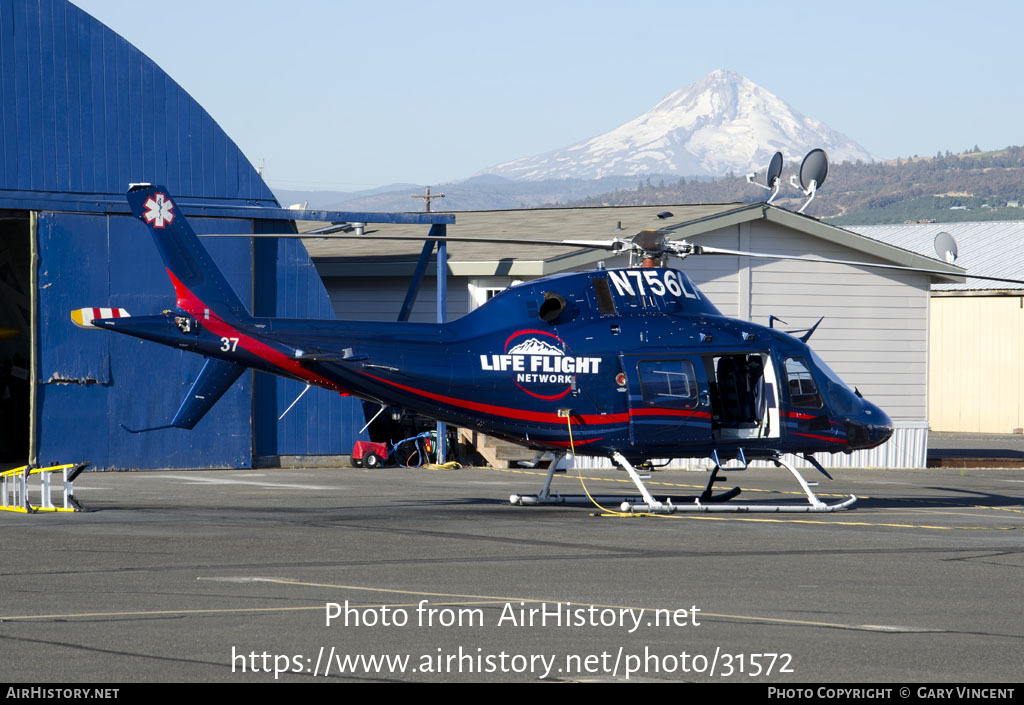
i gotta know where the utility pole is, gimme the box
[412,186,445,213]
[413,186,447,462]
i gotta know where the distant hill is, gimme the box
[273,148,1024,226]
[273,184,422,210]
[271,175,649,212]
[556,146,1024,225]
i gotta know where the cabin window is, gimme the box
[638,359,698,409]
[784,357,823,410]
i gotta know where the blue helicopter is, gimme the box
[74,183,963,515]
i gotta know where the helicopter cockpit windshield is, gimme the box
[807,348,859,416]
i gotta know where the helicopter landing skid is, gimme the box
[615,452,857,514]
[509,451,856,513]
[510,453,567,505]
[508,452,668,507]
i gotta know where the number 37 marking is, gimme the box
[220,337,239,352]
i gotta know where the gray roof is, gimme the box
[304,202,966,281]
[306,203,745,277]
[849,221,1024,291]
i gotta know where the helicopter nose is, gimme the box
[844,403,893,450]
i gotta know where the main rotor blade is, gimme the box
[199,233,626,251]
[688,245,1024,285]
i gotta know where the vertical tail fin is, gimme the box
[126,184,252,322]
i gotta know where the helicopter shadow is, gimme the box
[854,485,1024,511]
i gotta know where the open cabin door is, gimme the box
[620,354,713,448]
[705,352,781,442]
[620,351,782,452]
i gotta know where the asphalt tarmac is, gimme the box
[1,463,1022,683]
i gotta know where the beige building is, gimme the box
[851,221,1024,434]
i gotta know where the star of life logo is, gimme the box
[143,193,175,229]
[480,330,601,400]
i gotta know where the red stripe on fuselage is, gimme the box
[167,270,344,392]
[359,370,629,426]
[791,432,847,445]
[537,437,603,448]
[359,371,719,427]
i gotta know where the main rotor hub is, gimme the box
[627,229,699,267]
[630,229,670,267]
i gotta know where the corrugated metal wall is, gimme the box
[0,0,274,204]
[36,212,253,469]
[0,0,346,468]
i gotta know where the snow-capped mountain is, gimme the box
[478,70,877,181]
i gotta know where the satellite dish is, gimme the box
[790,148,829,213]
[745,152,784,203]
[934,232,958,264]
[799,148,829,191]
[766,151,783,188]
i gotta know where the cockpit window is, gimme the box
[638,359,698,409]
[784,357,823,410]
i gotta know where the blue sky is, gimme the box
[72,0,1023,191]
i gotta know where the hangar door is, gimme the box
[33,211,253,470]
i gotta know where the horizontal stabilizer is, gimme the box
[71,308,130,328]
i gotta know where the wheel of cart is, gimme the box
[351,440,388,468]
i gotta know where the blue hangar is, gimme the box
[0,0,447,470]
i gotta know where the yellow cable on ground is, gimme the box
[423,462,462,471]
[566,414,643,518]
